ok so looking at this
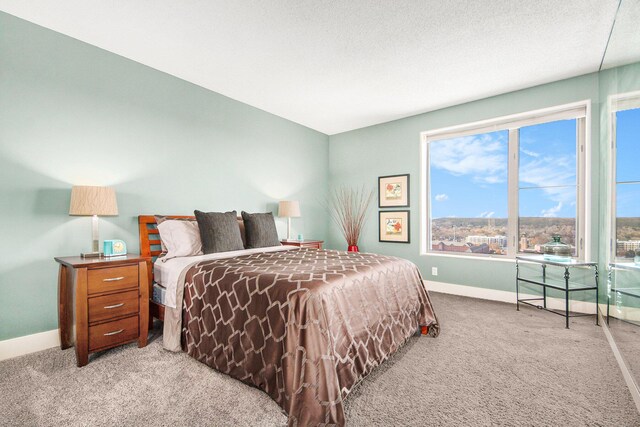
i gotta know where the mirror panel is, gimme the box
[601,0,640,394]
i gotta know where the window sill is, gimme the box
[420,252,516,263]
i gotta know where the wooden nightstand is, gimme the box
[281,240,324,249]
[54,255,150,367]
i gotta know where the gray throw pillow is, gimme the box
[194,210,245,254]
[241,211,281,249]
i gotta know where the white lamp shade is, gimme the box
[69,186,118,216]
[278,200,301,218]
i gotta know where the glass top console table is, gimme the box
[515,256,599,329]
[607,262,640,326]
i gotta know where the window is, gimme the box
[518,120,578,256]
[429,130,509,256]
[421,102,588,259]
[611,93,640,260]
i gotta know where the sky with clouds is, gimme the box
[616,108,640,218]
[430,119,579,219]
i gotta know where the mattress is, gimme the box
[152,282,167,305]
[153,245,295,308]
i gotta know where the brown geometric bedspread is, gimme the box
[181,248,439,426]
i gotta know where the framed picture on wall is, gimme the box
[378,174,409,208]
[379,210,410,243]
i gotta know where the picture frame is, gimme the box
[379,210,410,243]
[378,174,410,208]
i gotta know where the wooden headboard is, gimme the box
[138,215,195,258]
[139,215,196,323]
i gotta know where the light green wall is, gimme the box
[0,12,329,341]
[2,9,639,342]
[328,62,639,299]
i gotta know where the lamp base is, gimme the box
[82,216,103,258]
[81,251,104,259]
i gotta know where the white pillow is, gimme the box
[157,219,203,261]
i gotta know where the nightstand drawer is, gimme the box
[87,265,138,295]
[89,290,139,324]
[89,315,139,351]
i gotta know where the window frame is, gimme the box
[420,100,590,261]
[608,91,640,262]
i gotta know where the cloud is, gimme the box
[430,133,507,184]
[521,149,540,158]
[435,193,448,201]
[479,211,495,218]
[431,131,577,212]
[481,176,503,184]
[519,155,576,204]
[541,202,563,218]
[518,157,575,190]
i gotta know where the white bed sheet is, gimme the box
[154,245,296,308]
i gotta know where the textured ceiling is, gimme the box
[602,0,640,69]
[0,1,634,135]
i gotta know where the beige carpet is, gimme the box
[1,293,638,426]
[609,317,640,383]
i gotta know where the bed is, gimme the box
[139,215,439,426]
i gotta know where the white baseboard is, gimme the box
[606,305,640,323]
[425,280,597,314]
[600,311,640,413]
[0,329,60,362]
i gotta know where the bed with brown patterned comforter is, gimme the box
[171,248,439,426]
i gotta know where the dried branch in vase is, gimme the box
[327,186,375,248]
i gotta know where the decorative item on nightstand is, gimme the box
[69,186,118,258]
[278,200,301,241]
[104,239,127,257]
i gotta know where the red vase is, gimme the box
[348,245,359,252]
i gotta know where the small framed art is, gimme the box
[378,174,409,208]
[379,210,410,243]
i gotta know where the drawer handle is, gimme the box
[103,276,125,282]
[104,303,125,309]
[103,329,124,336]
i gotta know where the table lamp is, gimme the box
[278,200,301,241]
[69,186,118,258]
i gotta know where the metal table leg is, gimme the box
[595,265,599,326]
[564,267,570,329]
[607,268,611,325]
[516,261,520,311]
[542,264,547,309]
